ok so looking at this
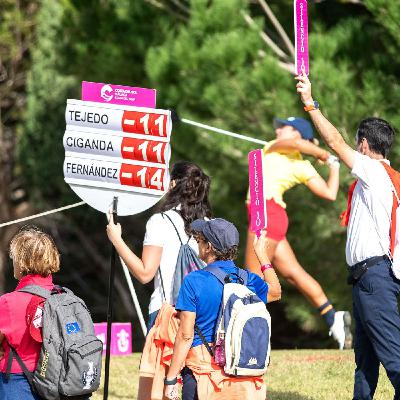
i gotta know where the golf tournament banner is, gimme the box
[294,0,309,75]
[248,149,267,236]
[82,81,156,108]
[63,86,173,215]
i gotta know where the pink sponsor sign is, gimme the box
[94,322,132,356]
[82,81,156,108]
[248,149,267,237]
[294,0,309,75]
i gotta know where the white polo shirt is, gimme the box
[143,209,199,314]
[346,152,393,266]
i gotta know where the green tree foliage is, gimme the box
[20,0,77,203]
[17,0,400,346]
[144,0,400,334]
[17,1,175,348]
[0,0,38,291]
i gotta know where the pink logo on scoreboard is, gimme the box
[82,81,156,108]
[294,0,309,75]
[248,149,267,236]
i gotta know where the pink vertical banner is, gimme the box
[294,0,309,75]
[94,323,107,355]
[94,322,132,356]
[111,323,132,356]
[248,149,267,237]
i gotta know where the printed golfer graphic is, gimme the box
[82,361,97,390]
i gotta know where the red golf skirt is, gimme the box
[247,199,289,242]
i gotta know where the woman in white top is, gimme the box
[107,160,212,325]
[107,161,211,399]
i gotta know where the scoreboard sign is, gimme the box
[63,98,172,215]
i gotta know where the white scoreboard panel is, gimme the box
[63,100,173,215]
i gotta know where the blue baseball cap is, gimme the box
[190,218,239,251]
[274,117,314,140]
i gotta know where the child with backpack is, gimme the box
[0,226,101,400]
[164,218,281,400]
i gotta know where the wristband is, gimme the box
[327,154,340,168]
[304,100,319,112]
[164,376,178,385]
[261,264,273,273]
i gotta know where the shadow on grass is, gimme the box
[267,390,316,400]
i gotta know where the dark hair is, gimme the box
[212,245,238,261]
[356,118,395,158]
[194,232,238,261]
[160,161,212,233]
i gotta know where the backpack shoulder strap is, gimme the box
[159,212,184,301]
[18,284,51,299]
[204,265,228,285]
[205,265,249,286]
[161,212,184,245]
[237,268,249,286]
[6,345,33,387]
[194,324,214,357]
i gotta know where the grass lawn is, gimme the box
[92,350,393,400]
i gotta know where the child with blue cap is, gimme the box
[164,218,281,400]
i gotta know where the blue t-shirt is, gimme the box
[175,260,269,347]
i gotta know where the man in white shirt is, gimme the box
[296,73,399,400]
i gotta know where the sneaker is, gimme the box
[329,311,352,350]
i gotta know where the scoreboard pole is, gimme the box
[103,196,118,400]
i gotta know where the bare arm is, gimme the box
[164,311,195,399]
[106,221,162,284]
[268,138,329,162]
[306,163,340,201]
[253,231,281,302]
[296,73,356,169]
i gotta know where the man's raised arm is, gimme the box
[295,73,355,169]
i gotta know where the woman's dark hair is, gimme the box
[356,117,395,158]
[159,161,212,233]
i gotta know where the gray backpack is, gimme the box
[7,285,103,400]
[160,212,205,304]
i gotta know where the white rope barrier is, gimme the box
[0,118,264,228]
[0,201,86,228]
[181,118,268,145]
